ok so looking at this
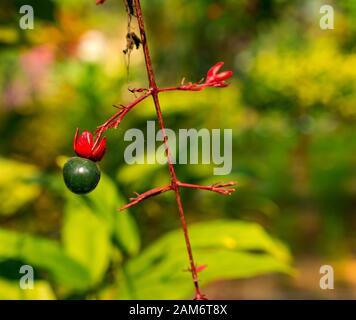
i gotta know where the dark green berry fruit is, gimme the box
[63,157,101,194]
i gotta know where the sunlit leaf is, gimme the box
[82,174,141,256]
[0,158,41,216]
[120,220,293,299]
[0,279,55,300]
[63,196,111,285]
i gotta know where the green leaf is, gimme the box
[63,196,111,285]
[0,228,91,290]
[82,174,121,223]
[120,220,293,299]
[0,278,56,300]
[79,174,141,256]
[113,211,141,256]
[0,158,41,216]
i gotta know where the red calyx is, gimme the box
[96,0,106,4]
[73,129,106,162]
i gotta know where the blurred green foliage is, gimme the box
[0,162,291,299]
[0,0,355,299]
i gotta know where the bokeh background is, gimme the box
[0,0,355,299]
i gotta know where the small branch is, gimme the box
[158,86,184,93]
[158,82,229,93]
[158,84,206,93]
[119,184,172,211]
[158,62,233,93]
[178,181,237,195]
[95,89,152,136]
[119,181,236,212]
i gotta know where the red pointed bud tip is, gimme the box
[207,61,225,81]
[96,0,106,5]
[73,129,106,162]
[206,62,233,86]
[196,264,207,273]
[213,70,233,82]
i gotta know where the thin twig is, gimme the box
[95,89,152,138]
[119,184,172,211]
[178,181,237,195]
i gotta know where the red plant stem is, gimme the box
[94,89,152,142]
[119,181,236,211]
[178,181,237,195]
[119,184,172,211]
[134,0,203,299]
[158,86,184,92]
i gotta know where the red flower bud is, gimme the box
[176,62,233,92]
[73,129,106,162]
[206,61,225,82]
[206,62,233,84]
[213,70,233,82]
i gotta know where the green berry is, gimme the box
[63,157,101,194]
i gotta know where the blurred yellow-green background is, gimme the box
[0,0,355,299]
